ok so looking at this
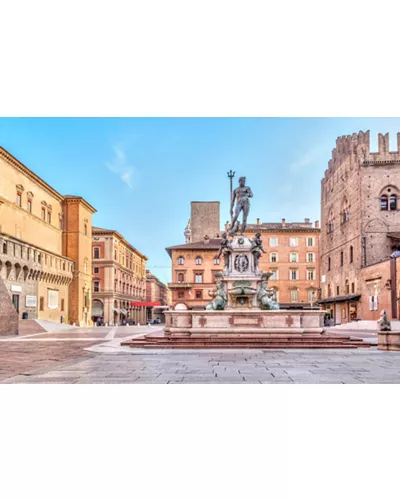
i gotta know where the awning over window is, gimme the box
[318,294,361,305]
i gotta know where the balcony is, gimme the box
[169,282,193,289]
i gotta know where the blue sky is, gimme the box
[2,117,400,284]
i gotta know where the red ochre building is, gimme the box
[91,227,148,325]
[167,202,320,310]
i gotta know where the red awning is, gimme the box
[131,301,161,307]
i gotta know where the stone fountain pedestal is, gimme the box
[123,236,369,349]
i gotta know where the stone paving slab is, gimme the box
[1,326,400,384]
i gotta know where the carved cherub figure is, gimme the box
[206,279,228,311]
[251,232,267,271]
[217,232,233,273]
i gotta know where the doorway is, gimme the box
[12,294,20,313]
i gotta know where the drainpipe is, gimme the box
[390,249,400,319]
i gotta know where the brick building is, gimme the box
[0,146,95,328]
[167,202,320,310]
[91,227,148,325]
[145,270,171,322]
[319,131,400,323]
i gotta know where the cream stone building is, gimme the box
[0,146,96,327]
[91,227,148,325]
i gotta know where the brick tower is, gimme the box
[320,130,400,323]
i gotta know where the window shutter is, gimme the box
[369,296,373,311]
[374,295,378,311]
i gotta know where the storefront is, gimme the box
[318,294,361,325]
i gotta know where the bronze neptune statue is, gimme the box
[230,176,253,236]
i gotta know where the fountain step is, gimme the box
[121,333,370,349]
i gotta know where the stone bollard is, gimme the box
[378,331,400,351]
[377,310,400,351]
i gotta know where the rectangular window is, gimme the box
[84,224,88,236]
[195,273,203,284]
[40,297,44,311]
[178,292,184,299]
[93,267,99,274]
[195,290,202,299]
[307,237,315,246]
[307,269,315,280]
[27,199,32,213]
[269,238,278,247]
[94,281,100,292]
[290,290,298,302]
[270,253,278,263]
[61,299,65,312]
[290,253,298,263]
[351,282,355,294]
[16,192,22,207]
[307,253,314,263]
[308,290,316,302]
[336,285,340,295]
[369,295,378,311]
[270,269,278,280]
[289,238,298,247]
[94,247,100,259]
[290,270,298,280]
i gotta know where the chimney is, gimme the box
[257,218,260,225]
[315,221,320,229]
[282,218,286,227]
[304,218,310,224]
[204,234,210,244]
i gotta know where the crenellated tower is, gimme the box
[320,130,400,323]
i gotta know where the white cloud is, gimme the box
[105,146,136,189]
[289,145,326,174]
[279,184,293,195]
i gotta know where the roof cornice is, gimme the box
[0,147,64,202]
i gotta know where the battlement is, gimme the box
[323,130,400,182]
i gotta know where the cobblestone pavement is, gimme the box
[0,326,400,383]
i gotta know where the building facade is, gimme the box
[167,203,320,310]
[319,131,400,323]
[0,146,93,325]
[91,227,148,325]
[145,270,170,322]
[62,196,96,326]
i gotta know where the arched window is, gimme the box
[195,256,202,265]
[390,194,397,211]
[177,273,184,283]
[381,194,388,211]
[177,256,184,265]
[350,246,353,263]
[327,210,334,233]
[2,242,7,254]
[340,251,344,266]
[345,279,350,295]
[341,197,350,223]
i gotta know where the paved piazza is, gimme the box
[0,326,399,384]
